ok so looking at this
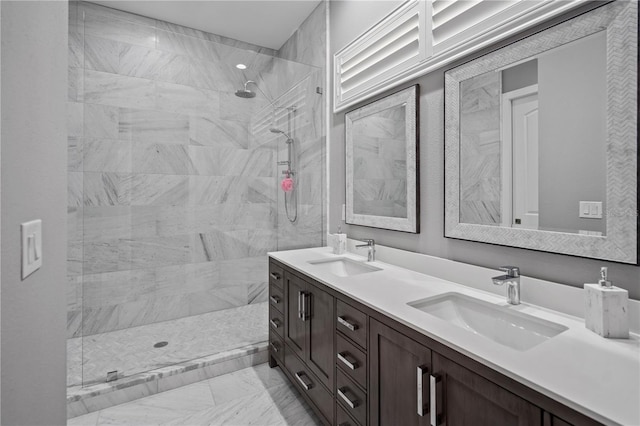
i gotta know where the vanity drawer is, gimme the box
[269,330,284,364]
[336,333,366,389]
[269,284,284,313]
[269,306,284,339]
[285,345,333,424]
[336,369,366,426]
[336,300,367,349]
[336,402,361,426]
[269,262,284,290]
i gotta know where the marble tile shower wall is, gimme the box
[67,2,325,337]
[271,2,326,250]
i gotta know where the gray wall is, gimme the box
[1,1,68,424]
[330,2,640,300]
[538,31,607,234]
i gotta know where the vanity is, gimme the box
[268,246,639,426]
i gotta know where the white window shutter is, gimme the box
[334,0,430,112]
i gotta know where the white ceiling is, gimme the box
[90,0,322,50]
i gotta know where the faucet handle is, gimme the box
[361,239,375,246]
[498,266,519,278]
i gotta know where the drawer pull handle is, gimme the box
[269,295,280,304]
[294,371,314,391]
[269,318,281,329]
[430,374,442,426]
[417,365,429,416]
[337,352,358,370]
[337,316,358,331]
[301,292,309,321]
[270,342,279,353]
[338,423,350,426]
[269,272,281,280]
[338,387,359,409]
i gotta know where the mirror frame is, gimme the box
[346,85,420,233]
[444,1,638,264]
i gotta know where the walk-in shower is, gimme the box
[67,1,325,413]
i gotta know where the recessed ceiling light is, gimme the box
[236,64,247,70]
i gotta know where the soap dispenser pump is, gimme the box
[584,267,629,338]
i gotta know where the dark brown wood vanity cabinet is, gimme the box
[268,259,603,426]
[269,261,335,425]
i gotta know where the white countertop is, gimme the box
[269,246,640,426]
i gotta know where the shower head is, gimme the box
[235,80,257,98]
[270,127,293,141]
[234,88,256,98]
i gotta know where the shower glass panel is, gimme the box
[67,1,325,388]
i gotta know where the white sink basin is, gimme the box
[307,257,382,277]
[408,293,568,351]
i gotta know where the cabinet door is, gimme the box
[370,318,432,426]
[306,281,335,391]
[284,273,306,359]
[432,352,541,426]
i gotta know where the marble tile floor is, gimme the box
[68,303,268,387]
[68,363,322,426]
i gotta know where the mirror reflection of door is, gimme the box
[502,86,539,229]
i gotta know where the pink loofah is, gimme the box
[281,177,294,192]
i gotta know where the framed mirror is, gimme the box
[346,85,419,233]
[445,1,638,263]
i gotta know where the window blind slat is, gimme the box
[342,40,420,94]
[432,0,456,16]
[432,0,521,45]
[341,26,419,84]
[341,14,419,74]
[433,0,483,29]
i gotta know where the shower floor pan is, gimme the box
[67,303,268,418]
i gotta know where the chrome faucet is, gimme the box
[492,266,520,305]
[355,239,376,262]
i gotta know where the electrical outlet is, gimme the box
[579,201,603,219]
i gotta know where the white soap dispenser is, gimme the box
[334,225,347,255]
[584,267,629,339]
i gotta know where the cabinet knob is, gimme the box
[270,295,281,304]
[269,272,281,280]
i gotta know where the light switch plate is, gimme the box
[21,219,42,279]
[579,201,603,219]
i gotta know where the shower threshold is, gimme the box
[67,303,268,419]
